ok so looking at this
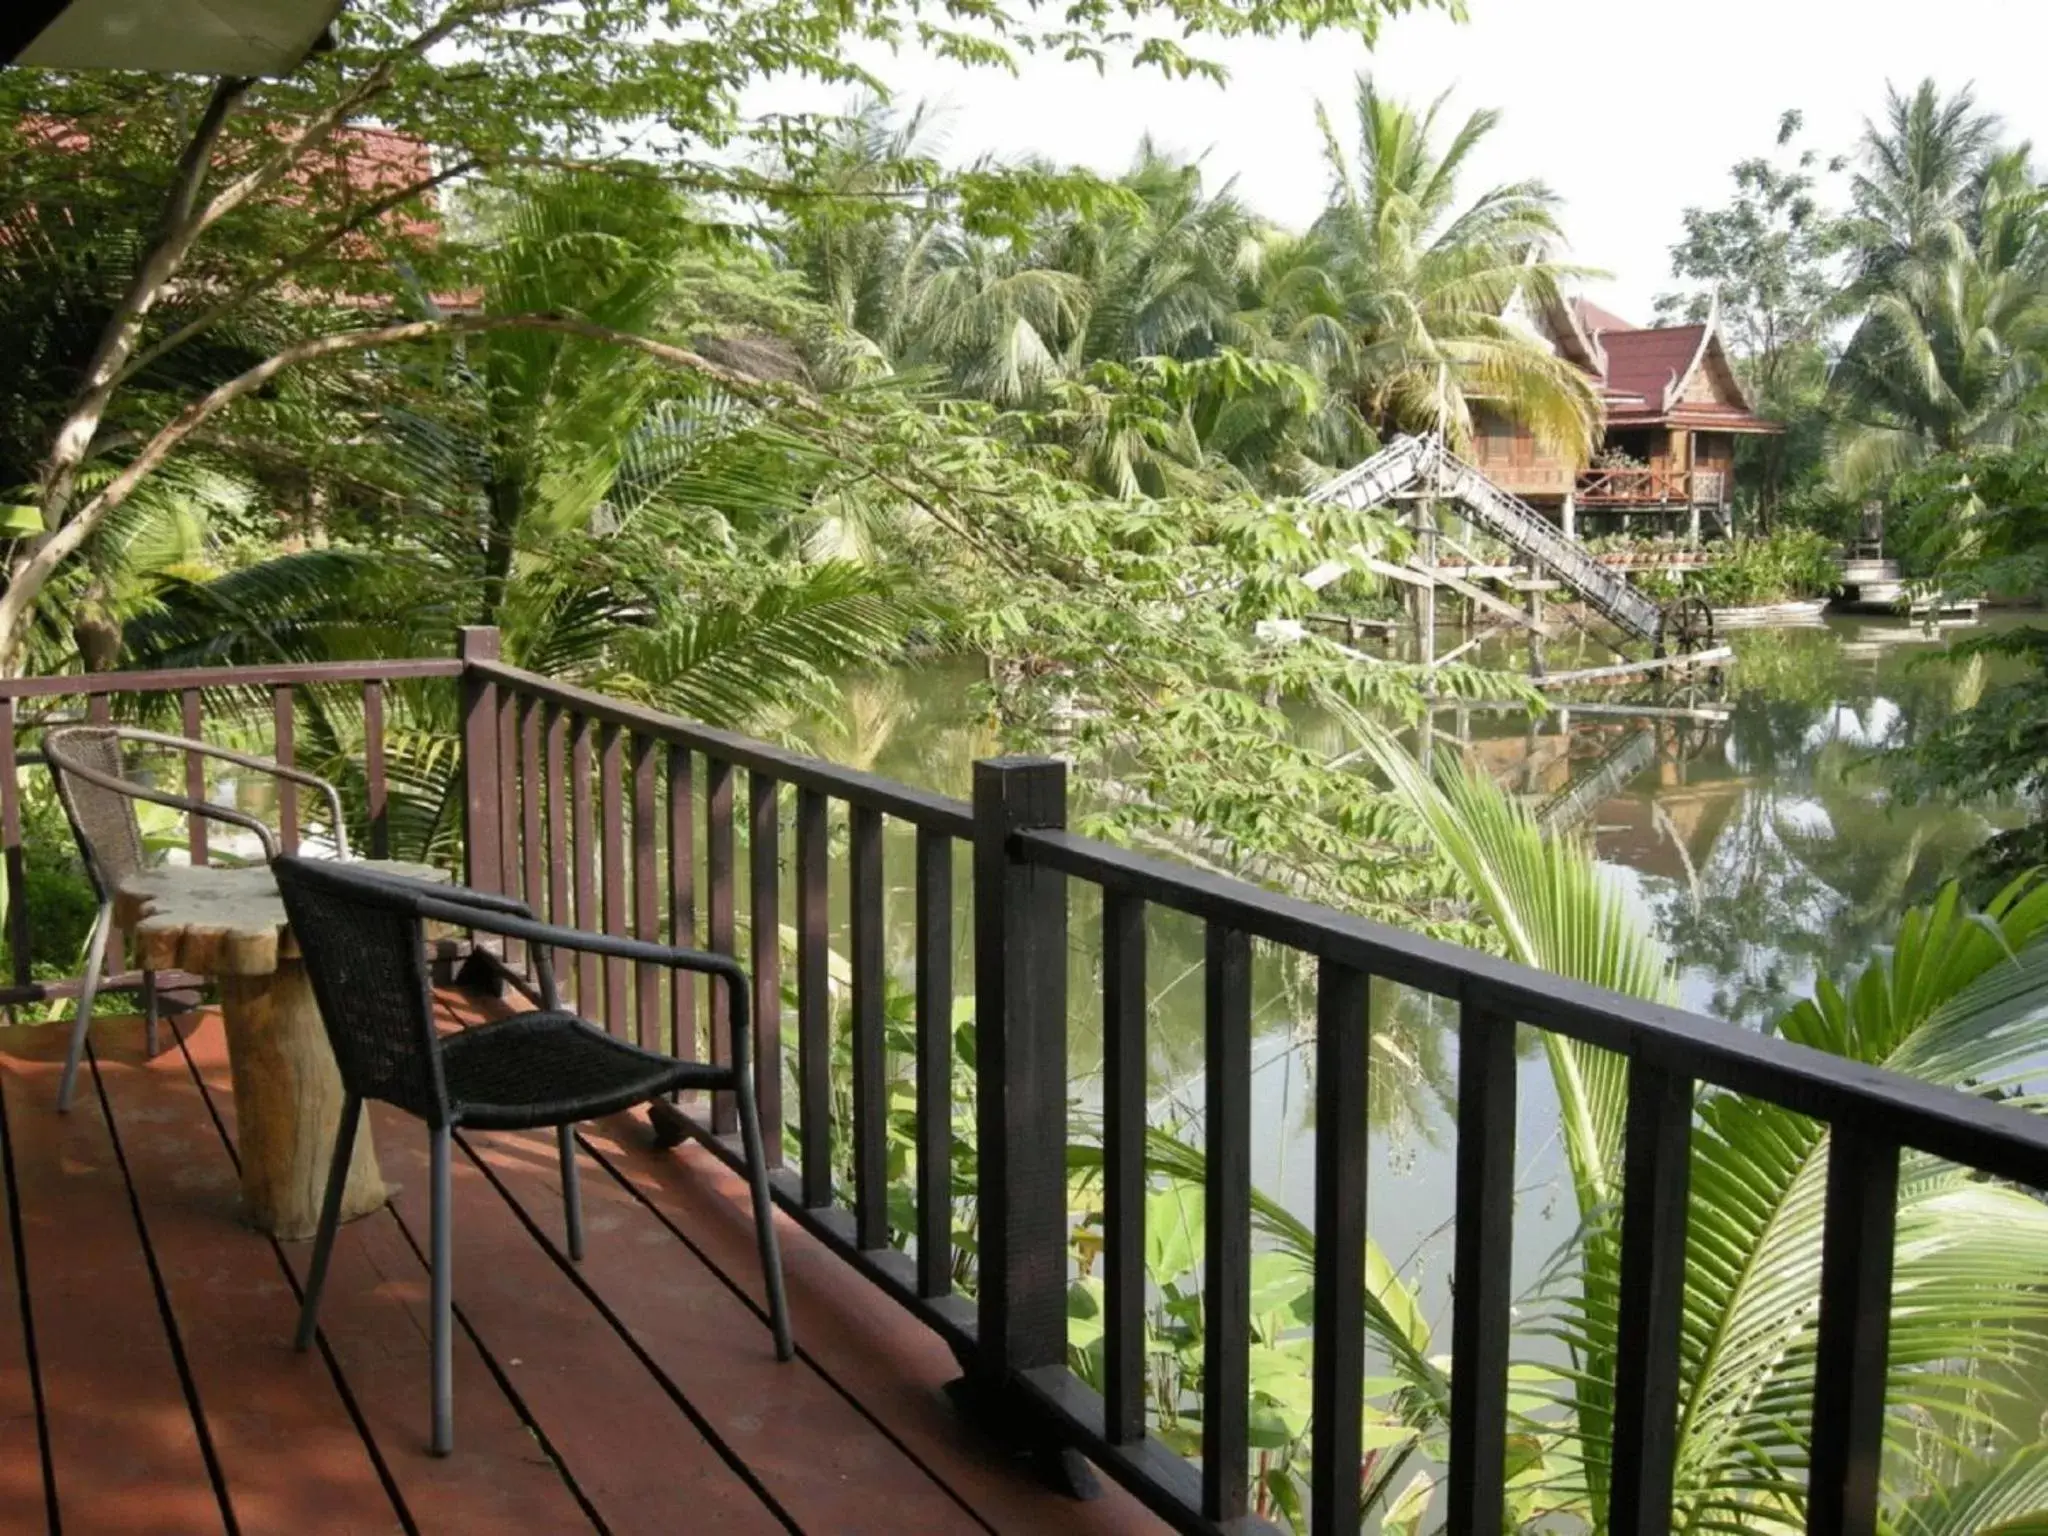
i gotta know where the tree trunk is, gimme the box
[27,79,248,533]
[478,471,523,628]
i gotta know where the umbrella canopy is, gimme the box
[3,0,343,76]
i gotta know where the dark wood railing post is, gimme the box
[458,627,503,895]
[1447,999,1517,1534]
[1609,1059,1694,1535]
[0,699,28,993]
[1809,1128,1899,1536]
[970,756,1069,1389]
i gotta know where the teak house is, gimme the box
[1473,296,1781,540]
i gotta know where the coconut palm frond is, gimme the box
[120,548,458,670]
[600,560,944,729]
[1897,1444,2048,1536]
[1357,721,2048,1529]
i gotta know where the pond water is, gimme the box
[63,606,2024,1512]
[785,612,2035,1354]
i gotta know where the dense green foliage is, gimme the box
[1656,111,1846,527]
[1639,528,1841,606]
[6,14,2048,1534]
[1658,81,2048,852]
[1887,444,2048,881]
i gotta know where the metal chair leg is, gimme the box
[733,1069,793,1362]
[558,1124,584,1262]
[56,902,113,1113]
[295,1095,362,1351]
[430,1123,454,1456]
[142,969,160,1059]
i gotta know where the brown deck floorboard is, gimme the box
[91,1017,404,1535]
[0,1001,1170,1536]
[0,1032,47,1528]
[575,1124,1165,1536]
[0,1026,225,1534]
[175,1015,600,1536]
[367,1101,786,1535]
[460,1120,986,1536]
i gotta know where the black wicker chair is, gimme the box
[271,855,792,1456]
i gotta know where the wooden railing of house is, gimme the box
[1576,467,1733,508]
[9,631,2048,1536]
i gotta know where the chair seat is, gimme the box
[441,1011,722,1130]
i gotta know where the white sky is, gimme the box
[748,0,2048,323]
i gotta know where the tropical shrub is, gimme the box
[1366,731,2048,1532]
[0,780,99,991]
[1639,529,1841,606]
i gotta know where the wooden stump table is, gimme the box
[114,860,447,1240]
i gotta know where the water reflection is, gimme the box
[1586,619,2018,1026]
[790,617,2029,1127]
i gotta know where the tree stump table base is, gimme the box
[218,964,387,1240]
[116,860,446,1239]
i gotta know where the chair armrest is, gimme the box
[336,866,559,1003]
[118,729,352,859]
[44,749,282,860]
[407,896,752,1061]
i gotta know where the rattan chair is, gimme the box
[271,854,792,1457]
[41,725,350,1112]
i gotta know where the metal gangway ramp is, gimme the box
[1308,434,1666,643]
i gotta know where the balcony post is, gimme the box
[970,755,1069,1386]
[974,757,1073,1384]
[952,756,1096,1499]
[458,626,503,896]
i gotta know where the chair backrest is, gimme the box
[272,855,449,1126]
[43,726,146,898]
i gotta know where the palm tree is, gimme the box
[1257,78,1600,463]
[774,99,947,366]
[1045,142,1260,367]
[1845,79,2004,290]
[110,176,937,859]
[1830,149,2048,491]
[898,231,1090,403]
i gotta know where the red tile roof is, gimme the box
[1550,299,1779,433]
[1600,324,1707,415]
[1571,298,1638,337]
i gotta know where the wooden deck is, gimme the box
[0,997,1166,1534]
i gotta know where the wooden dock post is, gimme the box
[1416,500,1437,679]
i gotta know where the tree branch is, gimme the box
[188,0,528,237]
[0,308,1050,671]
[30,75,250,522]
[115,156,483,388]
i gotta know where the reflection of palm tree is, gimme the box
[777,664,997,796]
[1775,737,1990,930]
[1657,629,1999,1023]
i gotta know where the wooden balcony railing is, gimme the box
[1577,467,1729,507]
[7,632,2048,1535]
[0,654,465,1006]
